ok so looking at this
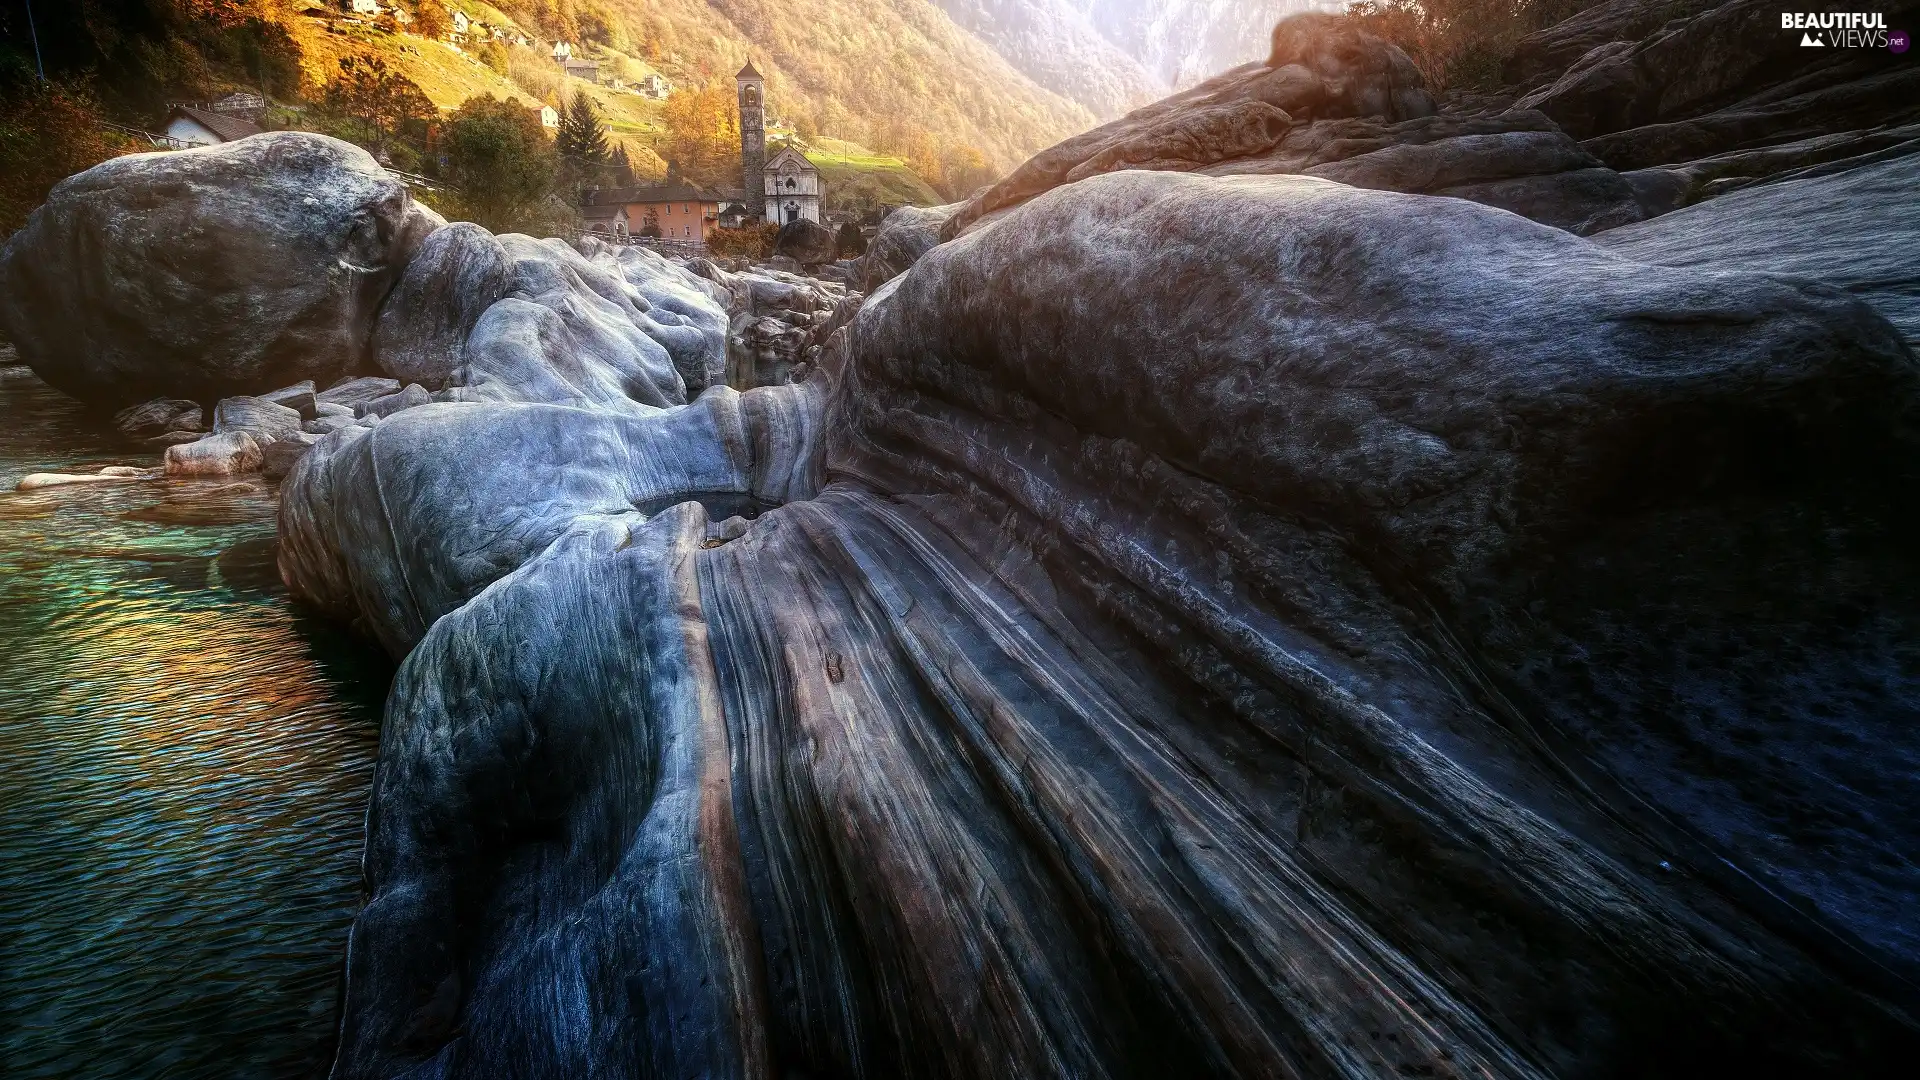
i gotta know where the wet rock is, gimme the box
[112,397,203,442]
[772,219,838,267]
[359,383,431,420]
[212,395,303,445]
[163,431,263,477]
[282,167,1920,1077]
[260,438,314,482]
[318,376,402,412]
[15,466,160,491]
[0,133,441,406]
[259,379,318,420]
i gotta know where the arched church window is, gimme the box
[784,176,796,189]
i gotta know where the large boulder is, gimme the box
[0,133,441,407]
[280,168,1920,1077]
[1513,0,1920,168]
[946,14,1438,234]
[771,219,838,267]
[859,203,959,290]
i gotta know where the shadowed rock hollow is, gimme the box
[264,154,1920,1078]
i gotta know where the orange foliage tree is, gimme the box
[658,82,740,190]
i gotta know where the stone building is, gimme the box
[762,145,822,224]
[736,61,767,218]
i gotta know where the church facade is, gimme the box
[762,146,823,224]
[736,61,824,224]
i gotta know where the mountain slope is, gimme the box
[930,0,1165,117]
[592,0,1098,169]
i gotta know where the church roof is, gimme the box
[736,60,762,79]
[763,145,818,173]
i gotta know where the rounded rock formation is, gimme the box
[0,132,441,407]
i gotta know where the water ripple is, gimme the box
[0,366,389,1078]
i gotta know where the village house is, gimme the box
[345,0,378,14]
[563,59,601,83]
[586,183,723,242]
[762,145,823,225]
[451,10,470,36]
[553,41,572,61]
[638,73,671,100]
[164,104,264,147]
[583,203,631,237]
[535,104,558,128]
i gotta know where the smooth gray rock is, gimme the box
[164,431,262,477]
[281,168,1920,1077]
[211,395,303,445]
[370,223,511,390]
[112,398,203,442]
[259,379,318,420]
[260,438,313,482]
[1432,164,1643,235]
[1303,129,1601,193]
[317,377,402,411]
[302,413,358,436]
[359,383,431,420]
[0,133,440,406]
[1598,151,1920,343]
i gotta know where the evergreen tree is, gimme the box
[556,92,610,166]
[611,144,637,186]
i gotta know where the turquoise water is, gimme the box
[0,363,389,1078]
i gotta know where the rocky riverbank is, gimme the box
[3,8,1917,1077]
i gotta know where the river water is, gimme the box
[0,362,390,1078]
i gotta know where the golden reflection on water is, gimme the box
[0,366,389,1079]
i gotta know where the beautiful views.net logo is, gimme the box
[1780,12,1897,47]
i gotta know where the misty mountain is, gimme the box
[935,0,1325,117]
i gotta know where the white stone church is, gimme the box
[736,61,823,224]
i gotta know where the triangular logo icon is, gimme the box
[1801,32,1824,46]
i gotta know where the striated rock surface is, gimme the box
[0,133,440,407]
[278,168,1920,1078]
[859,203,960,291]
[1599,151,1920,342]
[112,398,204,443]
[165,431,263,477]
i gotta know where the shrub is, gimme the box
[708,222,780,260]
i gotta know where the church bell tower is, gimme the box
[736,61,766,222]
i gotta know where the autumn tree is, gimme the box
[324,56,436,156]
[438,93,560,232]
[413,0,452,40]
[658,82,739,190]
[0,73,128,234]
